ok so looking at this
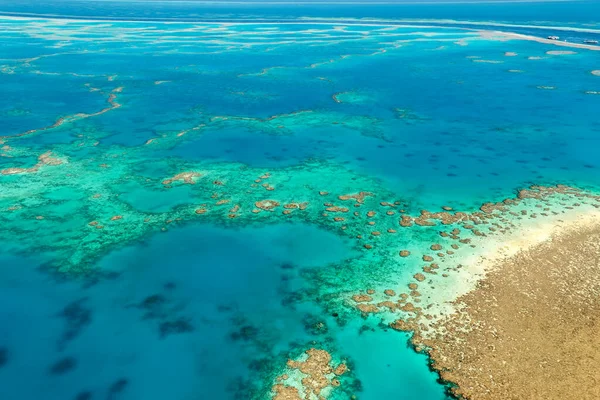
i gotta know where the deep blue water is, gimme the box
[1,0,600,25]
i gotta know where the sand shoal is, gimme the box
[478,30,600,52]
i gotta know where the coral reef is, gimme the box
[162,171,202,186]
[273,348,347,400]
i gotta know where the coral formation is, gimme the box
[273,349,347,400]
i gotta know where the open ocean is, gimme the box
[0,1,599,399]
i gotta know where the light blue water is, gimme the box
[0,1,599,399]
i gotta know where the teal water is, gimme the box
[0,1,599,399]
[0,225,356,399]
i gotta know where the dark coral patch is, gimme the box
[108,378,129,399]
[49,357,77,375]
[139,294,167,309]
[58,298,92,350]
[0,347,7,368]
[74,391,93,400]
[230,325,259,342]
[159,318,194,339]
[280,262,295,270]
[303,314,329,335]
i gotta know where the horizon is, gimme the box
[0,0,582,3]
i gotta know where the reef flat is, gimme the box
[315,185,600,399]
[413,212,600,399]
[1,10,600,400]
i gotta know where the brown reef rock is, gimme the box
[162,171,201,186]
[273,348,347,400]
[255,199,280,211]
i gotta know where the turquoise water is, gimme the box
[0,1,599,399]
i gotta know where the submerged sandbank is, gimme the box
[479,30,600,51]
[546,50,577,55]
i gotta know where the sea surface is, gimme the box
[0,1,599,399]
